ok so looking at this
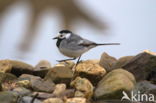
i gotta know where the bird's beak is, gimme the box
[53,36,59,40]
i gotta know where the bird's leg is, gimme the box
[57,57,76,62]
[75,55,82,66]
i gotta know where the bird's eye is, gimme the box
[60,35,63,37]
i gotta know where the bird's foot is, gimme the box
[57,58,77,63]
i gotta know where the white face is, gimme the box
[58,33,71,39]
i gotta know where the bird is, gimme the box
[53,30,120,63]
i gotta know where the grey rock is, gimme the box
[19,74,55,92]
[112,56,134,69]
[13,87,31,96]
[122,50,156,81]
[133,81,156,95]
[19,96,42,103]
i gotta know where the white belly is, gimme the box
[59,47,88,58]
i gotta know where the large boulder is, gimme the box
[94,69,136,100]
[75,60,106,86]
[122,50,156,81]
[71,77,94,99]
[99,52,117,72]
[44,62,74,85]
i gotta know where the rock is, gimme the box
[53,84,66,97]
[0,72,17,90]
[16,80,31,88]
[32,92,55,99]
[0,60,34,76]
[0,82,2,91]
[75,91,85,97]
[33,60,51,78]
[44,62,74,85]
[122,50,156,81]
[75,60,106,86]
[35,60,51,70]
[43,98,64,103]
[99,52,117,72]
[60,89,75,98]
[13,87,31,96]
[65,97,86,103]
[0,91,19,103]
[71,77,94,99]
[0,60,12,73]
[33,69,49,78]
[147,71,156,84]
[0,72,17,83]
[19,74,55,92]
[133,81,156,95]
[33,89,75,99]
[112,56,134,69]
[94,69,136,100]
[19,96,42,103]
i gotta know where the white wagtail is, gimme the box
[53,30,120,63]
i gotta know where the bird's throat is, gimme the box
[56,38,63,48]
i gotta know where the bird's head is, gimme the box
[53,30,72,40]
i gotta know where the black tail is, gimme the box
[96,43,120,46]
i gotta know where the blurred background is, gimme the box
[0,0,156,65]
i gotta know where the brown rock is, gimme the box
[94,69,136,100]
[112,56,134,69]
[0,72,17,91]
[0,60,12,73]
[0,72,17,83]
[34,89,75,99]
[65,97,86,103]
[44,62,74,85]
[35,60,51,70]
[0,60,34,76]
[99,52,117,72]
[122,50,156,81]
[33,60,51,78]
[71,77,94,99]
[43,98,64,103]
[53,84,66,97]
[75,60,106,86]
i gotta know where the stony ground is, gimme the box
[0,50,156,103]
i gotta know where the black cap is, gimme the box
[59,30,72,34]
